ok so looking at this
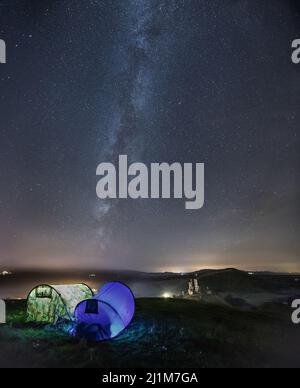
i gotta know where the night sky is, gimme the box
[0,0,299,272]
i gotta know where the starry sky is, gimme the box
[0,0,299,273]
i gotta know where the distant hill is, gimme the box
[183,268,300,294]
[136,268,300,296]
[192,268,265,293]
[1,268,300,299]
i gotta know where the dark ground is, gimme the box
[0,298,299,368]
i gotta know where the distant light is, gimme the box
[163,293,172,299]
[1,271,12,276]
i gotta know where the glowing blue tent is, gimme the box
[74,282,135,341]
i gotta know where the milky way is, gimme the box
[0,0,299,272]
[93,0,182,248]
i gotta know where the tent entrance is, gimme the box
[34,286,54,322]
[34,297,53,323]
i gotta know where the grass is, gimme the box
[0,298,299,368]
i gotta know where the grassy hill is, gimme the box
[0,298,299,368]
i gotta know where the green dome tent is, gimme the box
[27,284,93,324]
